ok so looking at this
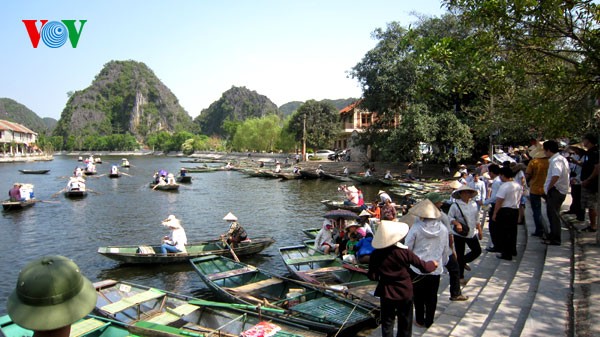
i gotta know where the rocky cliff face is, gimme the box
[194,86,280,136]
[53,60,193,141]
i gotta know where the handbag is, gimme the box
[453,204,470,236]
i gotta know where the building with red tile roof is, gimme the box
[334,101,399,160]
[0,119,38,155]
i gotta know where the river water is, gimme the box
[0,155,383,315]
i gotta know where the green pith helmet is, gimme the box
[7,255,96,331]
[423,192,447,204]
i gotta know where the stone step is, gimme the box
[482,205,544,337]
[520,202,573,336]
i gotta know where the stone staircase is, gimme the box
[367,199,573,337]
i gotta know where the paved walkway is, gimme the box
[363,193,600,337]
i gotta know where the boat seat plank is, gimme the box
[231,278,284,292]
[70,318,108,337]
[285,255,336,265]
[145,312,180,325]
[303,266,345,275]
[167,303,200,316]
[100,289,165,314]
[208,267,256,281]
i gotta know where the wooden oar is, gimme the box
[50,189,65,198]
[221,237,240,262]
[189,299,285,314]
[222,287,282,310]
[86,188,102,195]
[35,200,61,204]
[121,172,132,177]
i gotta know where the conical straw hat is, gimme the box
[372,220,409,249]
[408,199,441,219]
[451,184,477,199]
[223,212,238,221]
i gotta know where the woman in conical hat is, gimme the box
[368,220,438,337]
[222,212,247,247]
[448,183,482,284]
[160,215,187,254]
[406,199,452,327]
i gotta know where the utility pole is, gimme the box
[302,114,307,161]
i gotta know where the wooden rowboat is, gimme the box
[321,172,353,182]
[18,169,50,174]
[65,185,87,198]
[108,173,121,178]
[348,175,380,184]
[2,199,36,211]
[299,170,322,179]
[301,227,320,239]
[190,255,376,335]
[149,182,180,191]
[320,199,363,212]
[97,236,275,264]
[279,244,379,309]
[93,279,324,337]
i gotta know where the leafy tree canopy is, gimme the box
[286,100,339,150]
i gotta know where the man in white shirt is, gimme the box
[543,140,570,245]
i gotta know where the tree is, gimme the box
[231,115,282,152]
[287,100,339,149]
[443,0,600,134]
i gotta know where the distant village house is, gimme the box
[0,119,38,156]
[334,100,399,161]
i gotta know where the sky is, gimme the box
[0,1,446,120]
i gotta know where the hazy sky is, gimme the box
[1,1,446,120]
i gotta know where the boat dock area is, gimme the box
[363,193,600,337]
[0,154,52,163]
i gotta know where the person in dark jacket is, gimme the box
[368,220,438,337]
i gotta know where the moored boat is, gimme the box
[93,279,324,337]
[276,171,301,180]
[321,172,353,182]
[279,244,379,309]
[18,169,50,174]
[98,236,275,264]
[299,170,322,179]
[320,199,363,212]
[301,227,320,239]
[183,166,220,173]
[349,175,380,184]
[190,255,376,335]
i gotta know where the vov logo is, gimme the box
[22,20,87,48]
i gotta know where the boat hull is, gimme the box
[65,190,87,198]
[2,199,35,211]
[149,183,180,191]
[176,175,192,183]
[98,237,275,264]
[18,169,50,174]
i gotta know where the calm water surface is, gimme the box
[0,155,384,314]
